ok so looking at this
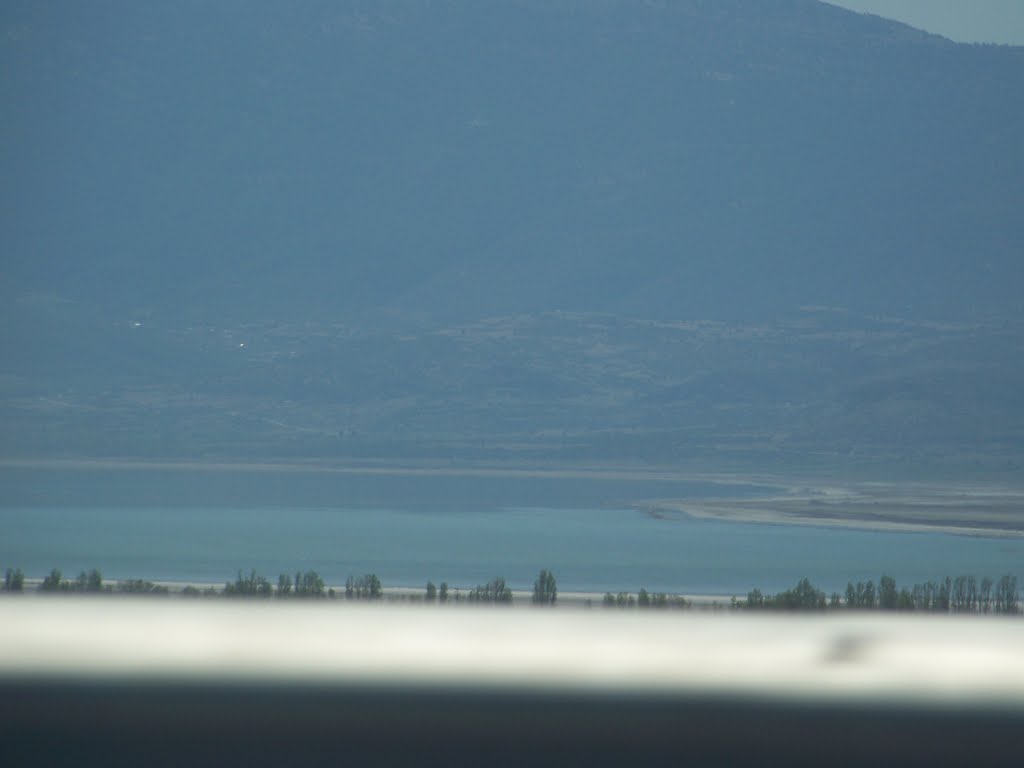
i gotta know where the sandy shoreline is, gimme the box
[641,482,1024,538]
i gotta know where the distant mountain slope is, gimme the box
[2,1,1023,469]
[2,0,1022,322]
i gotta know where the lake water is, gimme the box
[1,467,1021,595]
[2,504,1023,595]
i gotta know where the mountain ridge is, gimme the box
[3,0,1022,322]
[2,0,1022,469]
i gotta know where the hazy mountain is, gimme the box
[4,0,1022,320]
[2,1,1022,469]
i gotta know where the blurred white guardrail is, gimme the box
[1,598,1022,709]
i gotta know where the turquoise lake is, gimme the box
[1,467,1021,595]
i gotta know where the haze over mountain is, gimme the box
[2,0,1022,472]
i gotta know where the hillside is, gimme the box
[1,1,1022,471]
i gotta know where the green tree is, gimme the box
[40,568,63,592]
[117,579,168,595]
[778,578,826,611]
[896,588,914,611]
[637,588,651,608]
[3,568,24,592]
[859,580,876,610]
[746,579,825,611]
[844,582,857,609]
[994,574,1019,614]
[531,569,557,605]
[910,583,929,611]
[81,569,103,592]
[295,571,325,597]
[225,569,272,597]
[425,581,437,602]
[346,574,383,600]
[277,573,293,596]
[952,575,975,613]
[936,577,952,613]
[439,582,449,603]
[467,577,513,604]
[843,580,876,609]
[879,575,898,610]
[979,576,993,614]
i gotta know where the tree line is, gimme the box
[4,565,1020,615]
[602,589,690,609]
[2,567,170,595]
[743,574,1021,614]
[0,566,556,604]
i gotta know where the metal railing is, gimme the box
[2,598,1022,766]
